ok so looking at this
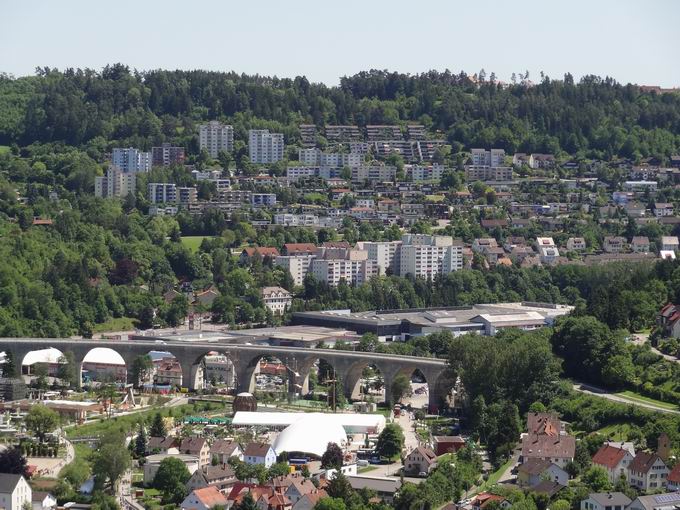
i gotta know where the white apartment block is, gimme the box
[260,286,293,315]
[311,255,379,287]
[95,167,137,198]
[199,121,234,158]
[112,147,152,173]
[398,234,464,278]
[273,214,319,227]
[249,129,284,164]
[148,183,177,203]
[286,166,319,181]
[351,165,397,183]
[0,474,32,510]
[470,148,505,167]
[357,241,402,275]
[464,166,513,181]
[298,148,362,168]
[275,255,314,286]
[408,164,447,182]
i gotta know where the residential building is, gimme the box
[432,436,466,456]
[351,165,397,184]
[465,165,513,181]
[404,446,438,476]
[325,125,362,142]
[31,492,57,510]
[179,437,211,467]
[94,167,137,198]
[628,452,668,491]
[356,241,401,275]
[535,237,560,265]
[240,247,280,263]
[603,236,627,253]
[283,243,317,256]
[261,287,293,315]
[628,493,680,510]
[592,444,635,483]
[471,149,505,167]
[346,476,401,504]
[529,154,556,169]
[657,303,680,339]
[199,121,234,158]
[152,143,185,167]
[566,237,586,251]
[249,130,284,164]
[654,203,674,218]
[631,236,651,253]
[520,434,576,468]
[112,147,151,173]
[408,164,447,182]
[311,250,379,287]
[202,352,234,386]
[471,493,511,510]
[580,492,631,510]
[148,183,177,203]
[666,464,680,491]
[517,459,568,487]
[399,234,464,278]
[275,255,314,286]
[624,181,658,192]
[299,124,317,148]
[244,443,277,468]
[210,440,243,464]
[177,187,198,204]
[185,464,238,493]
[298,148,362,168]
[0,474,32,510]
[273,214,319,227]
[661,236,679,252]
[251,193,277,207]
[180,486,228,510]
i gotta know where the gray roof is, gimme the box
[0,473,24,493]
[347,475,401,494]
[589,492,632,508]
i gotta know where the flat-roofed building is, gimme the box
[199,121,234,158]
[249,130,284,164]
[152,143,185,167]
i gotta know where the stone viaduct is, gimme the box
[0,338,455,412]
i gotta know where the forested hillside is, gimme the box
[1,66,680,159]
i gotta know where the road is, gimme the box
[573,382,680,415]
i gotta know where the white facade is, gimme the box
[148,183,177,203]
[470,148,505,167]
[661,236,680,252]
[351,165,397,183]
[275,255,314,286]
[0,475,31,510]
[311,257,379,287]
[261,287,293,315]
[398,234,464,278]
[357,241,402,275]
[298,148,362,168]
[112,148,151,173]
[273,214,319,227]
[409,164,447,182]
[95,167,137,198]
[199,121,234,158]
[249,129,284,164]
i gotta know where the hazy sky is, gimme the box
[2,0,679,87]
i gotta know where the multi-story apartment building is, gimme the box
[356,241,402,275]
[310,249,379,287]
[299,124,318,148]
[203,352,235,386]
[398,234,464,278]
[298,148,362,168]
[251,193,277,207]
[199,121,234,158]
[464,166,513,181]
[286,166,319,181]
[112,148,152,173]
[148,183,177,203]
[151,143,185,167]
[177,187,198,204]
[351,165,397,184]
[94,167,137,198]
[274,255,314,286]
[408,164,447,182]
[249,130,284,164]
[470,148,505,167]
[273,214,319,227]
[325,125,362,142]
[366,125,402,141]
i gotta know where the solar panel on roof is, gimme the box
[653,493,680,504]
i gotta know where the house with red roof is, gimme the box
[180,485,228,510]
[240,247,281,264]
[657,303,680,339]
[592,444,634,483]
[667,463,680,491]
[471,492,511,510]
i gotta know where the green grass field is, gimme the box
[595,423,634,440]
[0,146,10,155]
[181,236,212,252]
[93,317,137,333]
[358,466,378,474]
[477,456,514,493]
[616,390,678,410]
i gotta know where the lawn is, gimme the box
[181,236,212,252]
[0,146,10,155]
[93,317,137,333]
[595,423,634,441]
[616,391,678,410]
[477,456,514,493]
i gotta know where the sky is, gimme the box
[1,0,679,87]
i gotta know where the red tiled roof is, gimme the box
[191,486,228,507]
[593,445,629,469]
[668,463,680,484]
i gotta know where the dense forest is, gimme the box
[1,65,680,160]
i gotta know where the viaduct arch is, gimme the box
[1,338,454,412]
